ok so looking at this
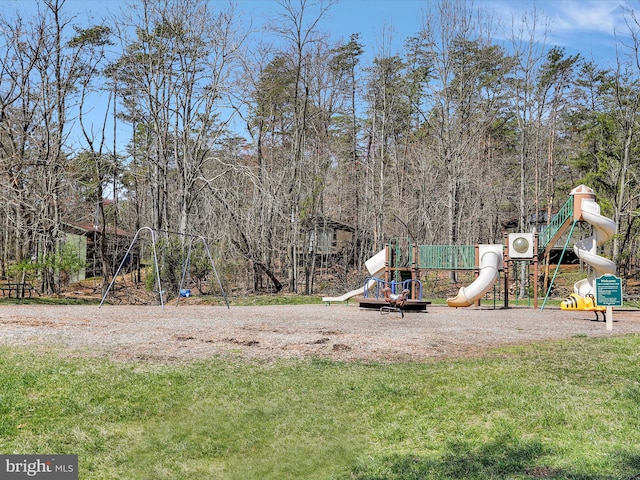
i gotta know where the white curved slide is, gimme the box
[322,249,386,303]
[447,245,503,307]
[573,197,616,296]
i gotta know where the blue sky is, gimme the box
[492,0,629,65]
[1,0,629,65]
[234,0,630,67]
[0,0,632,147]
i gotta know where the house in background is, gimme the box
[303,217,356,256]
[63,221,134,282]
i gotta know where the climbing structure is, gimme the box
[324,185,617,312]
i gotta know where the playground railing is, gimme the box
[363,277,423,301]
[417,245,475,270]
[399,278,423,300]
[388,237,414,268]
[363,277,385,299]
[538,196,573,253]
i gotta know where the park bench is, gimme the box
[0,283,34,298]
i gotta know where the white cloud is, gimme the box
[483,0,629,63]
[545,0,627,35]
[485,0,629,33]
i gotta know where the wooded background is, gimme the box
[0,0,638,297]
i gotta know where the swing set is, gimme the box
[99,227,229,309]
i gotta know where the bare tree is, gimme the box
[415,0,510,279]
[109,0,242,239]
[239,0,335,293]
[0,0,111,293]
[584,6,640,271]
[71,24,116,291]
[509,6,550,233]
[0,12,41,274]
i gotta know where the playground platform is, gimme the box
[355,296,431,312]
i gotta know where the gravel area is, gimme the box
[1,303,639,363]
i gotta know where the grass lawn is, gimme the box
[2,335,640,479]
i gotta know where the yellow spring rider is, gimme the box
[561,293,606,321]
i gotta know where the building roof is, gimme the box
[63,221,133,238]
[305,216,357,233]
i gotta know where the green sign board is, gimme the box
[595,274,623,307]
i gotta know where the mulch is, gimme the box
[1,303,639,363]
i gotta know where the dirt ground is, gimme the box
[1,303,640,363]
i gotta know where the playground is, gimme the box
[322,185,626,323]
[3,184,636,364]
[1,303,640,363]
